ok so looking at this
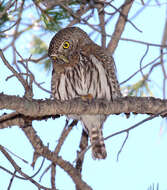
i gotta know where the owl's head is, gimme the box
[48,27,92,64]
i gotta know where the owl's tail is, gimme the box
[89,127,107,159]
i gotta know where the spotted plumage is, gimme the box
[48,27,121,159]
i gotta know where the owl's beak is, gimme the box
[50,54,69,64]
[59,55,69,64]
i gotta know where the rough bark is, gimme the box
[0,93,167,118]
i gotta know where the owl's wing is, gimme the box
[98,49,122,98]
[81,43,122,98]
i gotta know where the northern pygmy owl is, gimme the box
[48,27,121,159]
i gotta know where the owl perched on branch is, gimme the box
[48,27,121,159]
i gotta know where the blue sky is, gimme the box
[0,1,167,190]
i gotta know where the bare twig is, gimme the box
[51,119,77,189]
[16,50,51,95]
[105,110,167,141]
[120,53,167,85]
[75,129,88,174]
[74,109,167,162]
[0,49,28,90]
[4,147,28,164]
[0,21,18,34]
[139,45,149,80]
[121,37,167,47]
[108,2,142,33]
[116,131,129,161]
[18,54,48,63]
[67,5,91,27]
[55,120,77,155]
[0,145,53,190]
[7,170,17,190]
[40,120,77,187]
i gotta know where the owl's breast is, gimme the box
[52,54,112,101]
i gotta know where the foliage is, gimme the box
[125,75,154,97]
[41,8,70,31]
[30,36,50,70]
[39,1,80,31]
[0,1,9,32]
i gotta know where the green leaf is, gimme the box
[124,75,154,97]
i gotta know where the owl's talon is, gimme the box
[81,94,93,103]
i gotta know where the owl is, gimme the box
[48,27,121,159]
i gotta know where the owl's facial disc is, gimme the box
[49,40,72,64]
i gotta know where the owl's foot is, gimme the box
[81,94,93,103]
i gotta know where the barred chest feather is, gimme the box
[51,54,112,101]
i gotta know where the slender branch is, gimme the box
[74,109,167,163]
[120,37,167,47]
[139,45,149,80]
[67,5,91,27]
[0,49,27,90]
[104,110,167,142]
[108,2,142,33]
[3,146,28,164]
[120,53,167,85]
[51,120,77,189]
[54,120,77,155]
[7,170,17,190]
[116,131,129,161]
[75,130,88,174]
[0,145,53,190]
[37,120,77,185]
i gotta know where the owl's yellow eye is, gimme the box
[63,41,70,49]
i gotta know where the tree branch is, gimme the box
[0,145,53,190]
[107,0,134,54]
[0,93,167,118]
[22,126,92,190]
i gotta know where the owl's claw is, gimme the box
[81,94,93,103]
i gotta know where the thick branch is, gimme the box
[107,0,134,54]
[0,93,167,118]
[22,126,92,190]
